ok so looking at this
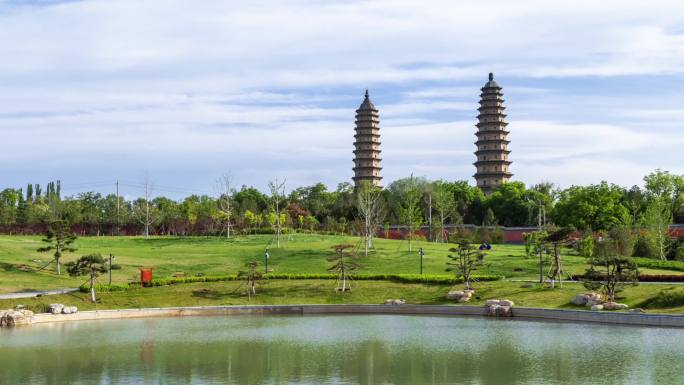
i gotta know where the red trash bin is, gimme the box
[140,268,153,285]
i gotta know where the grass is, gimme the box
[2,234,684,314]
[1,233,667,293]
[3,279,684,314]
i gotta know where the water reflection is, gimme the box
[1,315,683,384]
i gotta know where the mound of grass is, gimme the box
[639,289,684,309]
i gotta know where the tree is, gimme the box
[544,227,574,287]
[355,181,383,256]
[37,220,77,275]
[432,181,455,243]
[268,178,287,248]
[134,176,156,238]
[642,197,672,260]
[65,254,109,302]
[583,239,639,302]
[237,261,263,299]
[644,169,684,223]
[327,244,361,292]
[552,182,628,230]
[398,175,423,252]
[446,240,483,290]
[216,174,234,238]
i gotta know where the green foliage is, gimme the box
[632,234,658,259]
[639,289,684,309]
[446,240,484,290]
[632,257,684,272]
[578,234,594,258]
[552,182,629,230]
[37,220,77,275]
[583,238,639,301]
[65,253,110,302]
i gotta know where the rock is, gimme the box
[571,292,603,307]
[458,294,472,303]
[495,306,512,317]
[485,299,501,306]
[446,291,465,300]
[629,308,646,314]
[484,299,513,317]
[70,306,78,314]
[384,299,405,305]
[0,309,34,327]
[14,305,25,310]
[499,299,514,307]
[571,294,588,306]
[591,304,604,311]
[49,303,64,314]
[603,302,629,310]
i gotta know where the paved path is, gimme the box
[0,288,79,300]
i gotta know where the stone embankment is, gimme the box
[2,304,684,328]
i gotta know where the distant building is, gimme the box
[353,90,383,187]
[473,73,513,194]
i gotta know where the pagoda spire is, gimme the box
[473,73,512,194]
[353,90,382,187]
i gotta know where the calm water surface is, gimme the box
[1,314,683,385]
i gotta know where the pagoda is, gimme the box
[352,90,383,187]
[473,73,512,194]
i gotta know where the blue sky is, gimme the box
[0,0,683,198]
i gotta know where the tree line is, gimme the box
[0,169,682,242]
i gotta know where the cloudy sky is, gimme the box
[1,0,683,198]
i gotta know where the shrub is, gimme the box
[639,289,684,309]
[135,273,504,289]
[632,234,658,258]
[632,257,684,272]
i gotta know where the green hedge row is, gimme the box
[632,257,684,272]
[85,273,502,292]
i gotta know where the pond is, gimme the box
[1,314,683,384]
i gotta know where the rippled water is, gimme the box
[1,314,683,384]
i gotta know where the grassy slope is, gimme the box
[2,234,684,313]
[0,234,651,292]
[2,280,683,314]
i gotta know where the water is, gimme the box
[1,314,683,385]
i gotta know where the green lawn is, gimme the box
[3,279,684,314]
[2,234,684,314]
[0,234,630,292]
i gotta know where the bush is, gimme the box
[632,234,658,258]
[632,257,684,272]
[136,273,504,289]
[639,289,684,309]
[667,237,684,261]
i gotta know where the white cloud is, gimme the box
[0,0,683,195]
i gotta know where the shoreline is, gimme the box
[27,304,684,328]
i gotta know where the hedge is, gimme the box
[85,273,503,292]
[632,258,684,272]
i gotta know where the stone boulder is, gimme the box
[49,303,64,314]
[61,306,78,314]
[499,299,514,307]
[602,302,629,310]
[446,290,474,303]
[484,299,513,317]
[571,292,603,307]
[629,308,646,314]
[590,304,604,311]
[384,299,405,305]
[0,309,34,327]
